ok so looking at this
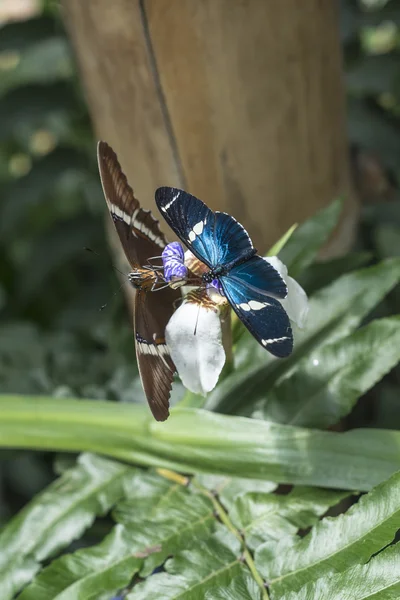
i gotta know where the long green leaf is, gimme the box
[127,526,246,600]
[114,471,215,577]
[205,572,263,600]
[18,469,347,599]
[18,525,142,600]
[0,453,133,600]
[259,316,400,427]
[281,542,400,600]
[1,397,400,491]
[230,487,349,550]
[17,469,212,599]
[278,198,343,278]
[256,470,400,596]
[206,258,400,415]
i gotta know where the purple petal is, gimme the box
[162,242,188,282]
[208,279,224,296]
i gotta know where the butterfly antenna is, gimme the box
[99,280,127,311]
[84,247,127,279]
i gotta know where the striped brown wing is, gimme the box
[134,286,179,421]
[97,141,167,267]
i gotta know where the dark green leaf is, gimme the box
[258,316,400,428]
[0,453,133,599]
[278,198,343,279]
[18,525,142,600]
[299,252,372,295]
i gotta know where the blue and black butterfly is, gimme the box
[155,188,293,357]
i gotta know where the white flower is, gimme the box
[164,243,309,396]
[165,291,226,395]
[264,256,309,329]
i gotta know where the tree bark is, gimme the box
[63,0,357,254]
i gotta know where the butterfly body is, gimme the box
[128,266,159,290]
[202,246,257,283]
[98,142,180,421]
[155,187,293,358]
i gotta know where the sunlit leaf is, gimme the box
[2,397,400,491]
[258,316,400,428]
[256,470,400,596]
[281,542,400,600]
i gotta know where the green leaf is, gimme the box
[256,470,400,596]
[230,487,349,550]
[207,258,400,415]
[258,316,400,428]
[2,397,400,491]
[114,471,215,577]
[18,525,142,600]
[281,542,400,600]
[298,251,372,295]
[0,453,133,600]
[267,223,298,257]
[126,526,246,600]
[205,572,263,600]
[278,198,343,278]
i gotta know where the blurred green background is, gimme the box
[0,0,400,532]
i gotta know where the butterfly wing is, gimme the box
[98,141,167,267]
[155,187,255,268]
[155,187,216,266]
[221,256,293,357]
[134,286,179,421]
[98,142,180,420]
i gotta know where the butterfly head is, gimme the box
[129,267,160,290]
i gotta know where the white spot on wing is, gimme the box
[238,300,270,312]
[248,300,270,310]
[193,220,204,235]
[261,336,289,346]
[189,230,196,242]
[238,303,250,311]
[162,191,181,212]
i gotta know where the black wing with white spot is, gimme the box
[220,256,293,357]
[155,187,254,268]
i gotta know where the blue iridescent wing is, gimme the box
[221,256,293,357]
[155,187,254,267]
[156,187,215,267]
[213,211,255,265]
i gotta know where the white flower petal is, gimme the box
[264,256,309,329]
[166,300,225,395]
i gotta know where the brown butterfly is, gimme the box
[97,141,180,421]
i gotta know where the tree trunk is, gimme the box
[63,0,357,254]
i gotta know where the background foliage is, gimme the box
[1,0,400,598]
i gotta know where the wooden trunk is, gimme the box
[63,0,357,254]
